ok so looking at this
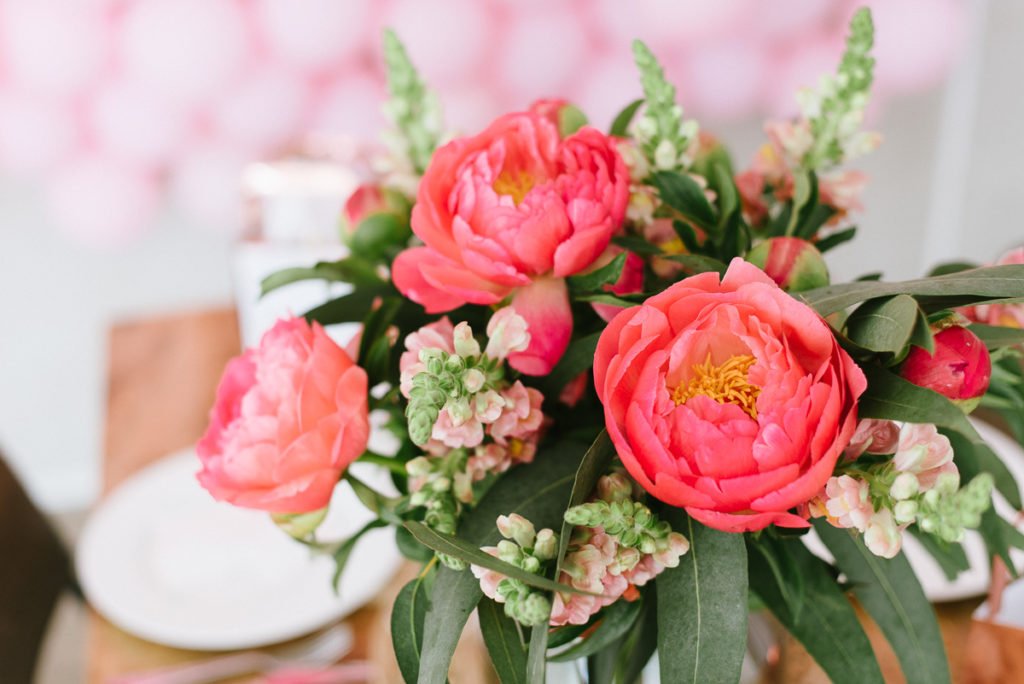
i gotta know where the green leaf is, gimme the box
[303,285,393,326]
[844,295,920,355]
[711,163,739,229]
[800,264,1024,315]
[548,597,643,663]
[661,254,728,275]
[907,528,969,582]
[392,570,432,684]
[396,524,434,563]
[526,622,548,684]
[814,522,951,684]
[546,623,589,649]
[928,261,978,277]
[747,536,805,622]
[614,592,659,684]
[568,252,628,293]
[345,473,402,525]
[478,596,528,684]
[650,170,717,232]
[535,332,601,397]
[748,537,884,684]
[558,104,588,138]
[908,308,936,355]
[816,226,857,253]
[261,257,382,296]
[555,431,617,571]
[609,99,644,137]
[350,213,411,260]
[332,519,388,590]
[417,441,585,684]
[858,366,1022,508]
[613,235,663,256]
[405,521,594,596]
[574,293,642,308]
[970,323,1024,349]
[795,204,837,241]
[587,645,618,684]
[657,511,748,684]
[786,171,817,236]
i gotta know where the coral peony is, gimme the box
[972,247,1024,328]
[197,317,369,513]
[391,107,630,375]
[593,259,866,532]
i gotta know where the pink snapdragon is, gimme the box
[844,418,901,460]
[893,423,958,491]
[823,475,874,532]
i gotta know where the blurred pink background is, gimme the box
[0,0,964,246]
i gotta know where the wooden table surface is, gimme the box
[86,307,1000,683]
[87,307,492,683]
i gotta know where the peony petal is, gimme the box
[506,277,573,375]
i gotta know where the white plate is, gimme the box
[804,418,1024,602]
[77,449,402,651]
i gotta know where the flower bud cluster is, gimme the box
[815,420,993,557]
[471,514,559,627]
[400,311,545,555]
[631,41,699,172]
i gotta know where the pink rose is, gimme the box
[593,259,867,532]
[391,109,630,375]
[197,317,369,513]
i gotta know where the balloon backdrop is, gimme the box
[0,0,965,246]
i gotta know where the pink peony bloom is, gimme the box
[593,258,867,532]
[900,325,991,406]
[197,317,369,513]
[973,247,1024,328]
[893,423,958,491]
[391,108,630,375]
[823,475,874,532]
[399,317,455,397]
[490,381,545,445]
[844,419,901,460]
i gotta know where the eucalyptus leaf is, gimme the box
[747,535,805,622]
[800,264,1024,315]
[392,570,432,684]
[786,171,816,236]
[479,596,529,684]
[658,510,747,684]
[814,522,950,684]
[615,588,659,684]
[613,235,663,256]
[816,226,857,253]
[609,98,644,137]
[748,537,884,684]
[405,521,594,596]
[650,170,717,231]
[844,295,920,355]
[568,252,628,293]
[346,473,402,525]
[526,622,548,684]
[574,293,644,308]
[555,431,617,571]
[332,519,387,590]
[661,254,727,275]
[908,308,935,355]
[969,323,1024,349]
[260,257,382,296]
[907,527,969,582]
[304,285,393,326]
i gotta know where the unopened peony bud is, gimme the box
[900,326,991,412]
[747,237,830,292]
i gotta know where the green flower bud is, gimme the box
[533,529,558,561]
[521,556,541,574]
[890,472,920,501]
[271,507,328,540]
[496,514,536,549]
[515,592,552,627]
[406,456,433,477]
[893,500,919,525]
[439,554,467,571]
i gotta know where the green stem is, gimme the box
[358,451,408,475]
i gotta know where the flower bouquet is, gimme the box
[196,9,1024,683]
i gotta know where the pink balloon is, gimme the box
[119,0,248,107]
[90,80,192,166]
[47,157,158,246]
[170,145,250,233]
[257,0,372,71]
[384,0,494,87]
[211,65,310,154]
[680,38,765,121]
[871,0,964,94]
[497,7,590,104]
[572,57,644,132]
[0,0,109,98]
[0,93,79,175]
[311,74,386,140]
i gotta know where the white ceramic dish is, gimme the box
[804,418,1024,602]
[77,450,402,651]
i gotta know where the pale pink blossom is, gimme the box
[844,419,901,460]
[430,409,484,449]
[864,509,902,559]
[824,475,874,532]
[474,389,506,424]
[452,321,481,358]
[485,307,530,361]
[893,423,958,490]
[399,318,455,397]
[490,381,544,445]
[472,547,506,601]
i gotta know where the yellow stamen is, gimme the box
[660,237,687,255]
[493,170,535,205]
[671,353,760,419]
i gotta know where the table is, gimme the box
[87,308,493,683]
[86,307,999,683]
